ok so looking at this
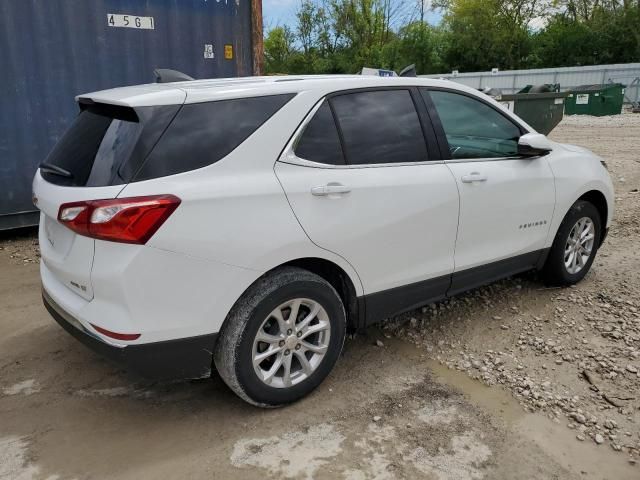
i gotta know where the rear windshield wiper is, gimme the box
[40,163,73,179]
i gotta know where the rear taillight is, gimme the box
[57,195,181,244]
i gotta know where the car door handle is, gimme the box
[461,172,488,183]
[311,184,351,196]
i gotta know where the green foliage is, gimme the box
[531,17,598,67]
[534,1,640,67]
[440,0,505,71]
[330,0,394,71]
[392,22,447,73]
[264,26,296,74]
[264,0,640,75]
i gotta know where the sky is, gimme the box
[262,0,443,30]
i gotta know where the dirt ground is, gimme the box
[1,114,639,480]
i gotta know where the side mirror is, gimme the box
[518,133,553,157]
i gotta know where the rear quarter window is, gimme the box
[294,100,345,165]
[133,94,295,181]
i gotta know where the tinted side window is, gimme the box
[330,90,428,165]
[135,94,295,181]
[425,90,521,159]
[294,101,345,165]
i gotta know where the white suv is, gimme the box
[34,76,614,406]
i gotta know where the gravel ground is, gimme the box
[386,113,640,465]
[0,113,639,479]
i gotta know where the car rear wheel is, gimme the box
[542,200,602,286]
[214,267,346,407]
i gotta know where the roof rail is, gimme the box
[360,64,417,78]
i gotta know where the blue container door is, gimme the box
[0,0,254,227]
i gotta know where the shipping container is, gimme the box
[565,84,626,116]
[0,0,264,230]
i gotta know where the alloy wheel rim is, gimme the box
[564,217,595,275]
[252,298,331,388]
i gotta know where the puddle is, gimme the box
[416,401,459,426]
[427,360,638,479]
[426,361,524,423]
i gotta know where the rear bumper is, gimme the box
[43,289,217,380]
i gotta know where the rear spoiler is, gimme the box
[77,98,140,122]
[73,69,191,109]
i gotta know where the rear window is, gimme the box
[41,104,179,187]
[41,94,294,187]
[41,110,112,186]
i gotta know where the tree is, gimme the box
[392,21,446,73]
[261,0,640,75]
[438,0,502,71]
[532,16,599,66]
[330,0,397,71]
[264,26,296,74]
[534,0,640,67]
[294,0,339,73]
[437,0,544,71]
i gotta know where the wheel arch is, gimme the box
[217,255,364,337]
[279,257,362,330]
[544,186,611,260]
[577,190,608,237]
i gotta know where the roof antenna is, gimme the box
[153,69,195,83]
[399,64,417,77]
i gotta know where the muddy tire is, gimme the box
[542,200,602,286]
[214,267,346,407]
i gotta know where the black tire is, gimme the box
[542,200,602,286]
[214,267,346,407]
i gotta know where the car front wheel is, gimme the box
[214,267,346,407]
[543,200,602,286]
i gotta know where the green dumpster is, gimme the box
[499,91,569,135]
[518,84,561,94]
[565,84,626,116]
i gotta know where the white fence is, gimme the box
[421,63,640,105]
